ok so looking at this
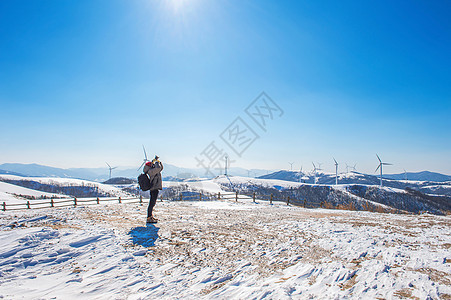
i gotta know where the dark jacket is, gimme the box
[143,161,163,191]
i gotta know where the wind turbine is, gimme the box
[375,154,393,187]
[106,162,118,179]
[137,145,150,171]
[404,169,408,181]
[312,162,318,184]
[317,162,323,172]
[224,155,229,176]
[299,165,303,183]
[288,162,294,171]
[333,158,338,185]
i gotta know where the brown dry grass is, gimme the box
[339,273,358,290]
[415,268,451,286]
[393,288,420,300]
[337,203,357,211]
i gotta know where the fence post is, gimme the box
[287,196,290,205]
[235,191,238,202]
[253,192,256,203]
[118,197,122,204]
[304,199,306,208]
[218,192,221,200]
[180,193,183,201]
[199,192,202,201]
[97,197,100,204]
[139,195,142,205]
[2,202,5,211]
[50,198,54,208]
[74,198,77,207]
[270,194,273,205]
[27,201,30,209]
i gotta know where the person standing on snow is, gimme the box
[143,156,163,224]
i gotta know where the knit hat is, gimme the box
[145,161,152,166]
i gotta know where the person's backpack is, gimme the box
[138,173,151,191]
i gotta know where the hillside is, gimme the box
[212,176,451,215]
[102,177,136,185]
[0,181,69,204]
[0,175,132,199]
[258,170,451,197]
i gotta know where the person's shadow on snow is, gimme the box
[128,225,160,247]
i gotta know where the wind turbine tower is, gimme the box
[224,155,229,176]
[288,162,294,171]
[375,154,393,187]
[299,165,303,183]
[333,158,338,185]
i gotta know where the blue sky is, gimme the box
[1,0,450,174]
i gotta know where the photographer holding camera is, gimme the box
[143,156,163,224]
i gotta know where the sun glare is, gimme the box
[167,0,190,13]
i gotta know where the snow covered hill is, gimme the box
[260,170,451,183]
[258,170,451,197]
[0,175,132,199]
[0,181,69,204]
[0,200,450,299]
[211,176,451,215]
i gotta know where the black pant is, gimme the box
[147,190,159,218]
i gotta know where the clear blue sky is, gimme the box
[1,0,450,174]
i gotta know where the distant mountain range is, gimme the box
[0,169,26,177]
[0,163,272,182]
[383,171,451,182]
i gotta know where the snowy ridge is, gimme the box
[0,175,132,199]
[259,170,451,197]
[0,182,69,204]
[207,176,450,215]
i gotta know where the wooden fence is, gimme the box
[0,190,341,212]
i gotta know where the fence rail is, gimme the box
[0,190,401,214]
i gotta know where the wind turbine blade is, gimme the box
[137,162,145,171]
[333,158,337,165]
[106,162,111,168]
[375,164,381,173]
[382,163,393,165]
[312,162,316,168]
[142,145,148,160]
[376,154,381,163]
